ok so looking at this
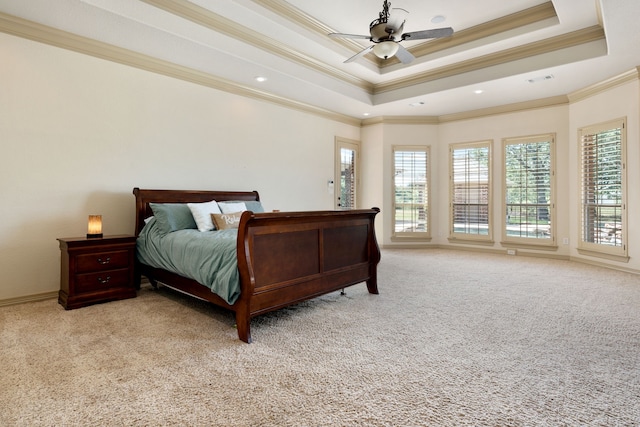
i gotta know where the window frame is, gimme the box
[501,133,556,248]
[391,145,431,241]
[334,137,360,210]
[449,140,493,243]
[577,118,628,260]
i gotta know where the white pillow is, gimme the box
[218,201,247,214]
[187,200,222,232]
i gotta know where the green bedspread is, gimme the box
[136,217,241,304]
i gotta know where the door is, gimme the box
[335,137,360,209]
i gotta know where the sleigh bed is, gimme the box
[133,188,380,343]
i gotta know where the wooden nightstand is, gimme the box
[57,235,137,309]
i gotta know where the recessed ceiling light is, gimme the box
[363,112,370,116]
[474,89,484,94]
[431,15,446,24]
[409,101,425,107]
[255,76,267,82]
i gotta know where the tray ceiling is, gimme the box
[1,0,639,120]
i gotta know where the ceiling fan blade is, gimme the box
[386,8,408,34]
[328,32,371,40]
[401,27,454,41]
[344,45,374,63]
[394,44,415,64]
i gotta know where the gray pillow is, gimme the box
[149,203,197,234]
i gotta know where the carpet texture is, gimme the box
[1,249,639,426]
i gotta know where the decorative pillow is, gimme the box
[218,201,247,214]
[149,203,197,234]
[211,212,243,230]
[187,200,222,232]
[221,200,264,213]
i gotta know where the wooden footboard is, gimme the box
[133,188,380,343]
[235,209,380,342]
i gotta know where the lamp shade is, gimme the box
[87,215,103,238]
[372,41,399,59]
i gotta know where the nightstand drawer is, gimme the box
[75,268,131,293]
[76,250,130,273]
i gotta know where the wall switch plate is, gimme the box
[563,237,569,245]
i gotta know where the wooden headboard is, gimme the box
[132,188,260,236]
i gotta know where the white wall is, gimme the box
[360,122,385,242]
[437,105,571,255]
[366,109,570,252]
[569,79,640,268]
[366,83,640,273]
[0,33,360,301]
[2,31,638,302]
[366,122,439,246]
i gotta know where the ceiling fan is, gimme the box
[328,0,453,64]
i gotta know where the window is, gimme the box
[393,146,430,239]
[335,137,360,209]
[579,118,627,259]
[450,141,492,241]
[503,134,555,246]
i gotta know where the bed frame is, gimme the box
[133,188,381,343]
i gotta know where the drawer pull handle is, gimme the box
[97,257,111,265]
[97,276,111,284]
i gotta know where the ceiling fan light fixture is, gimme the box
[373,41,399,59]
[329,0,454,64]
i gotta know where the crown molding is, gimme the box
[361,116,439,127]
[361,66,638,125]
[438,95,569,123]
[1,9,635,131]
[253,0,560,73]
[375,26,606,94]
[141,0,373,93]
[251,0,379,68]
[567,67,640,103]
[382,1,559,68]
[0,12,361,127]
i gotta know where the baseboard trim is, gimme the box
[2,256,636,308]
[381,244,637,274]
[570,255,640,275]
[0,291,58,308]
[0,278,154,309]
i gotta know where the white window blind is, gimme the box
[450,142,491,239]
[579,119,626,257]
[339,147,356,209]
[503,135,554,244]
[393,147,429,237]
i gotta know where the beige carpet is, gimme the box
[1,249,639,426]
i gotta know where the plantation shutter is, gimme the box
[503,135,554,243]
[578,118,627,259]
[450,142,491,239]
[580,124,623,245]
[339,147,356,209]
[393,147,429,237]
